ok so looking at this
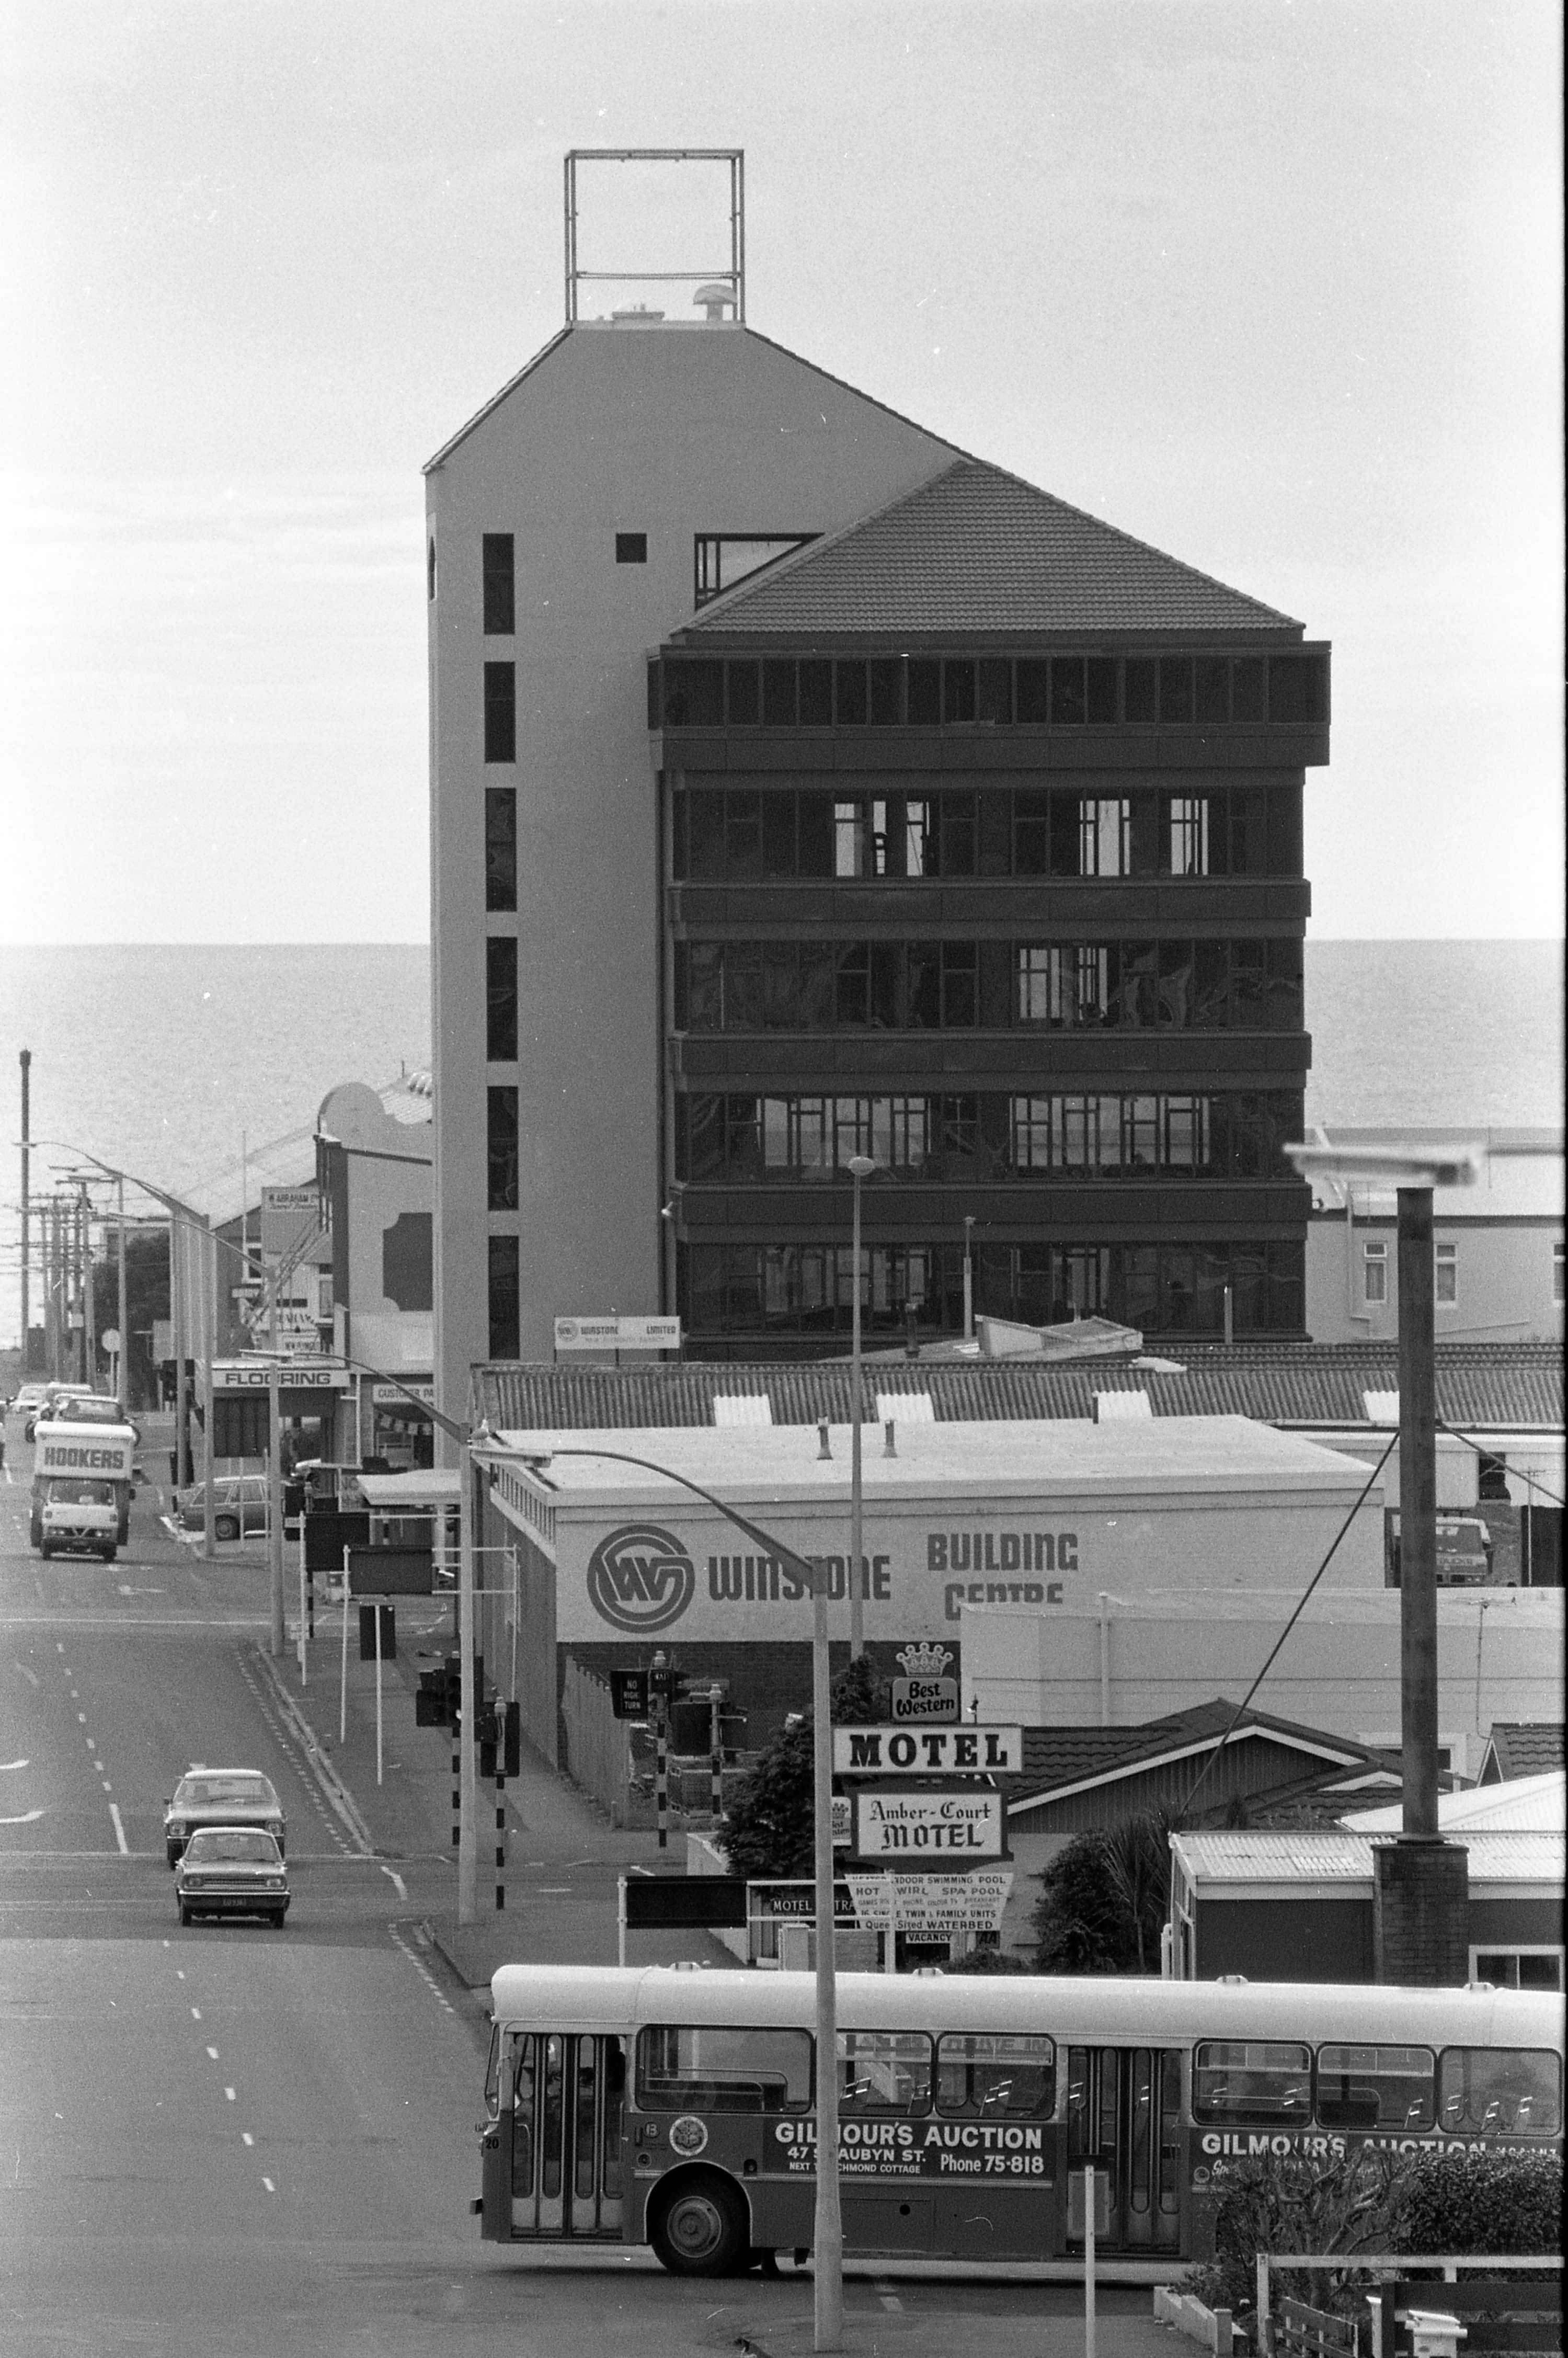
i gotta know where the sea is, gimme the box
[0,938,1562,1350]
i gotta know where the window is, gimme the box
[693,535,814,605]
[1435,1241,1458,1304]
[1437,2047,1561,2134]
[485,789,517,913]
[615,532,647,564]
[936,2033,1055,2120]
[1315,2044,1434,2131]
[1080,798,1129,878]
[427,537,437,601]
[1363,1240,1388,1305]
[487,1235,519,1360]
[486,936,518,1063]
[487,1087,519,1212]
[1192,2041,1313,2126]
[837,2031,931,2115]
[662,660,724,727]
[482,533,514,635]
[1554,1241,1565,1304]
[483,662,516,764]
[1470,1951,1564,1994]
[636,2024,812,2112]
[1168,796,1210,876]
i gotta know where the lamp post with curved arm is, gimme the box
[471,1435,846,2354]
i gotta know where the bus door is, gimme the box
[505,2032,625,2238]
[1065,2046,1181,2253]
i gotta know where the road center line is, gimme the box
[108,1804,129,1855]
[225,2088,236,2102]
[206,2046,219,2060]
[242,2132,254,2146]
[190,2007,200,2019]
[261,2176,275,2193]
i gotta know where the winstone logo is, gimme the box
[585,1523,696,1633]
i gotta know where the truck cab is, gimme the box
[39,1478,120,1562]
[30,1416,138,1550]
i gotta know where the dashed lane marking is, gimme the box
[12,1666,38,1687]
[261,2177,275,2193]
[0,1759,30,1772]
[108,1805,129,1855]
[225,2088,236,2103]
[242,2133,254,2147]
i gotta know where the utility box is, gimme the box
[1406,2316,1466,2358]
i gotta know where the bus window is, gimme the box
[1315,2044,1434,2132]
[936,2033,1055,2120]
[636,2025,812,2113]
[1437,2048,1561,2136]
[838,2031,932,2116]
[1192,2041,1312,2126]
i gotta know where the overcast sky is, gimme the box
[1,0,1561,944]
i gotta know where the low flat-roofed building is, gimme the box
[1168,1827,1565,1986]
[962,1584,1564,1783]
[468,1409,1384,1769]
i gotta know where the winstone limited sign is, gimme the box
[555,1512,1080,1645]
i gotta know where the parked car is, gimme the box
[10,1381,50,1425]
[38,1477,119,1562]
[164,1768,286,1866]
[175,1474,270,1541]
[48,1393,142,1443]
[175,1827,290,1927]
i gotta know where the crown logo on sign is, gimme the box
[895,1642,953,1678]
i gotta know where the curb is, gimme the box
[249,1642,380,1856]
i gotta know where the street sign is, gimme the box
[610,1668,650,1720]
[889,1675,958,1724]
[260,1186,319,1261]
[101,1326,121,1354]
[853,1790,1003,1860]
[831,1725,1023,1776]
[843,1868,1014,1933]
[553,1315,681,1353]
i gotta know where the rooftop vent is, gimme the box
[1093,1390,1152,1423]
[712,1393,772,1428]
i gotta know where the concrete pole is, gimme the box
[116,1175,128,1412]
[811,1558,843,2351]
[19,1050,30,1369]
[1397,1187,1439,1836]
[83,1183,97,1386]
[963,1214,975,1345]
[173,1221,187,1484]
[849,1164,865,1659]
[457,1440,477,1924]
[201,1221,216,1560]
[267,1358,284,1656]
[76,1186,88,1384]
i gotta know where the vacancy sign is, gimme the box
[832,1725,1023,1776]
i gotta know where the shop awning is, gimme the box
[356,1470,462,1510]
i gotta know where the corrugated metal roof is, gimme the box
[678,458,1300,637]
[1343,1770,1565,1835]
[1173,1829,1565,1885]
[471,1343,1562,1436]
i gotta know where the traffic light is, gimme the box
[478,1705,498,1779]
[502,1699,521,1778]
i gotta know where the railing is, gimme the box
[1254,2260,1563,2358]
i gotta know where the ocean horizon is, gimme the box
[1,937,1561,1348]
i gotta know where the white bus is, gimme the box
[477,1965,1563,2277]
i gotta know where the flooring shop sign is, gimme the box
[563,1508,1079,1643]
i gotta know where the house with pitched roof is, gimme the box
[425,165,1327,1393]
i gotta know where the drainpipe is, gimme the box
[1098,1593,1112,1727]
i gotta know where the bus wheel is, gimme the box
[649,2172,749,2276]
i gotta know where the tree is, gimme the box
[90,1231,169,1410]
[1031,1811,1171,1974]
[720,1655,885,1882]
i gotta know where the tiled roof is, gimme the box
[1014,1701,1393,1796]
[471,1343,1563,1438]
[680,459,1300,637]
[1486,1723,1566,1781]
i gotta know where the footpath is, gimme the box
[247,1576,1182,2358]
[249,1581,737,1989]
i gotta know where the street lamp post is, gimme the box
[480,1438,846,2353]
[846,1153,876,1660]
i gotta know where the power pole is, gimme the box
[117,1174,129,1411]
[82,1181,97,1387]
[19,1050,30,1370]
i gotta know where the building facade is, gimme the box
[428,271,1326,1398]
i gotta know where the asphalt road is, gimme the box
[0,1432,1170,2358]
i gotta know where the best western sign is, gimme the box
[832,1726,1023,1775]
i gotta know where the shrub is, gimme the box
[1390,2145,1562,2256]
[719,1656,885,1882]
[1032,1813,1170,1973]
[1182,2148,1403,2318]
[941,1946,1035,1975]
